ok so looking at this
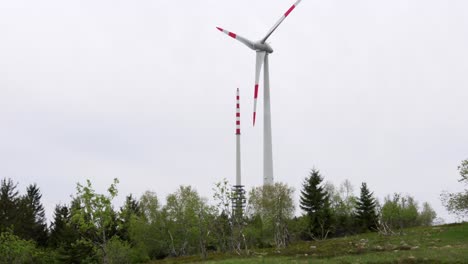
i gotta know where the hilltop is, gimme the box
[154,222,468,263]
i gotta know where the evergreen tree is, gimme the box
[49,204,75,248]
[118,194,141,242]
[16,184,48,246]
[49,203,87,262]
[0,178,19,232]
[299,169,332,239]
[355,182,378,232]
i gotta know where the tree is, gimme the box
[0,178,19,232]
[70,178,119,264]
[212,179,235,253]
[163,185,214,257]
[418,202,437,226]
[118,194,141,242]
[49,204,71,248]
[381,194,419,229]
[458,159,468,183]
[0,230,38,263]
[299,169,332,240]
[355,183,378,232]
[324,181,357,236]
[48,203,87,263]
[129,191,166,260]
[0,230,57,264]
[441,191,468,221]
[441,159,468,220]
[247,183,295,248]
[340,179,355,202]
[337,180,358,235]
[16,184,48,246]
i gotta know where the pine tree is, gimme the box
[355,182,378,232]
[118,194,141,242]
[0,178,19,232]
[49,204,74,248]
[299,169,332,239]
[17,184,48,246]
[49,203,87,262]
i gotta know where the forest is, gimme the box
[0,160,466,264]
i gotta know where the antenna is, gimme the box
[232,88,246,219]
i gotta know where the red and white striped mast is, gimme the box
[235,88,241,186]
[233,88,246,219]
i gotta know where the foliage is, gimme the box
[69,238,99,263]
[48,204,73,248]
[0,230,58,264]
[0,179,49,247]
[458,159,468,183]
[417,202,437,226]
[155,223,468,263]
[48,203,89,263]
[212,179,232,217]
[163,185,215,257]
[380,193,435,229]
[285,215,309,242]
[0,178,19,232]
[71,178,119,263]
[441,190,468,221]
[247,183,295,248]
[0,230,37,263]
[0,174,447,263]
[211,179,236,253]
[98,237,134,264]
[299,169,332,240]
[355,182,378,232]
[441,159,468,221]
[16,184,49,246]
[129,191,166,260]
[118,194,141,243]
[324,180,357,236]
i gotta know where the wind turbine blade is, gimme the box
[260,0,302,43]
[253,51,266,126]
[216,27,256,50]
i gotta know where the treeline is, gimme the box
[1,169,438,263]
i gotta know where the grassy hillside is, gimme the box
[153,222,468,263]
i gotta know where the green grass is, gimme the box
[153,223,468,264]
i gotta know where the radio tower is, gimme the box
[232,88,246,219]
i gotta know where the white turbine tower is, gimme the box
[217,0,302,185]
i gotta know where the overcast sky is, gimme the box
[1,0,467,223]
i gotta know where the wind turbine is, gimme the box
[217,0,302,185]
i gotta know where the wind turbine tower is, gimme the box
[217,0,302,185]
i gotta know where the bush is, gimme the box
[0,231,59,264]
[101,237,149,264]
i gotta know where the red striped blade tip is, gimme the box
[285,5,296,17]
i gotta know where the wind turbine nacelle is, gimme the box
[254,42,274,53]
